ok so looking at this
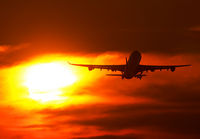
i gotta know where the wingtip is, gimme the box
[181,64,192,67]
[67,61,72,65]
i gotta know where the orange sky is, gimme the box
[0,51,199,139]
[1,1,200,139]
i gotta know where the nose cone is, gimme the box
[129,50,142,64]
[131,50,141,57]
[132,50,140,54]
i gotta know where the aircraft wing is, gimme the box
[138,64,191,72]
[68,62,126,72]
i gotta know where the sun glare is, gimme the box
[24,62,77,102]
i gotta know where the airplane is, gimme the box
[68,51,191,79]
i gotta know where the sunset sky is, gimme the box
[0,0,200,139]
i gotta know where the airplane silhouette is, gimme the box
[69,51,191,79]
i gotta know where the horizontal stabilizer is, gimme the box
[106,74,122,76]
[141,74,147,76]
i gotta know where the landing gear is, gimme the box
[135,74,142,80]
[121,72,125,79]
[135,74,147,80]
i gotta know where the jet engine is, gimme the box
[151,69,155,72]
[88,67,93,71]
[170,67,175,72]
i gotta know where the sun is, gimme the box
[24,62,77,102]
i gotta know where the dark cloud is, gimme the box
[72,111,200,135]
[127,79,200,105]
[0,0,200,54]
[0,44,31,67]
[0,0,200,67]
[33,102,200,137]
[76,134,140,139]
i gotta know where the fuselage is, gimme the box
[70,50,191,79]
[123,51,141,79]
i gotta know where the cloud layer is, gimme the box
[0,53,194,139]
[0,0,200,55]
[0,1,200,138]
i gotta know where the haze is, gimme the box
[0,1,200,139]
